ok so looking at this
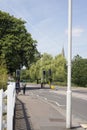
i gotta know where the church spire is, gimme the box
[61,46,65,57]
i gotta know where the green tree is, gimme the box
[40,53,53,83]
[29,64,37,81]
[0,10,39,74]
[28,53,67,84]
[29,53,53,83]
[53,54,67,82]
[72,55,87,87]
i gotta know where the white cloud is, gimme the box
[65,27,84,37]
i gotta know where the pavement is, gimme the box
[14,89,84,130]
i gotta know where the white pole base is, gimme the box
[66,90,72,128]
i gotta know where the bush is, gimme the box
[0,65,8,90]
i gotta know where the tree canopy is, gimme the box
[72,55,87,87]
[0,10,40,74]
[29,53,67,84]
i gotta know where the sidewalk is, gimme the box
[14,92,84,130]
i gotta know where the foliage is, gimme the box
[28,53,67,84]
[0,63,8,90]
[0,10,40,74]
[28,61,40,82]
[72,55,87,87]
[40,53,53,82]
[52,54,67,82]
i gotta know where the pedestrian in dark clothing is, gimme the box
[15,80,20,94]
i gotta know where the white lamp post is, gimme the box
[66,0,72,128]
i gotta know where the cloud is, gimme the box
[65,27,84,37]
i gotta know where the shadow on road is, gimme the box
[26,84,50,90]
[14,98,33,130]
[26,87,50,90]
[71,126,82,129]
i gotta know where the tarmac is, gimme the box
[14,90,84,130]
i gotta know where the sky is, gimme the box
[0,0,87,58]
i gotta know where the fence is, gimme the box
[0,82,16,130]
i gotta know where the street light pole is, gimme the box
[66,0,72,128]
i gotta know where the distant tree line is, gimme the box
[22,53,87,87]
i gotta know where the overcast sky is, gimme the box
[0,0,87,58]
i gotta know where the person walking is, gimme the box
[15,79,20,94]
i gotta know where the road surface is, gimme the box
[26,84,87,124]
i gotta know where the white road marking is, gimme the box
[38,96,66,118]
[55,101,65,107]
[37,95,65,107]
[29,90,65,108]
[50,90,87,101]
[44,98,47,100]
[29,90,87,125]
[37,95,39,97]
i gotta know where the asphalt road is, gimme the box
[27,84,87,124]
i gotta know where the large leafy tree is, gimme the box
[40,53,53,82]
[72,55,87,87]
[0,10,39,74]
[53,54,67,82]
[29,53,67,84]
[29,53,53,82]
